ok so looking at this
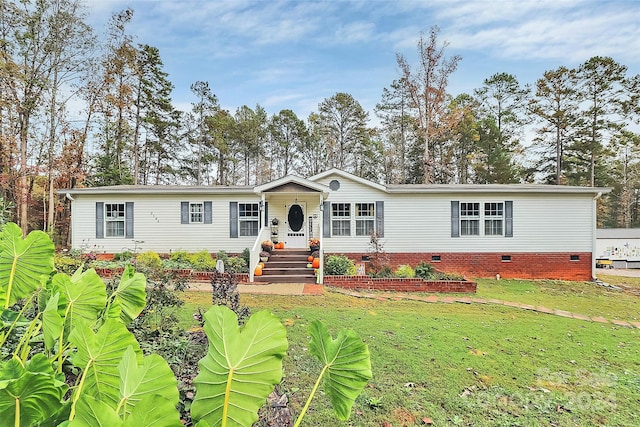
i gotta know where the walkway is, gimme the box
[188,272,639,329]
[329,287,640,329]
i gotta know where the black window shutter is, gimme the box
[505,201,513,237]
[264,202,268,228]
[323,201,331,238]
[96,202,104,239]
[451,201,460,238]
[181,202,189,224]
[204,201,212,224]
[125,202,134,238]
[375,201,384,237]
[230,202,238,238]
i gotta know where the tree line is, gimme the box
[1,1,639,246]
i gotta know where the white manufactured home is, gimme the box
[66,169,608,282]
[596,228,640,269]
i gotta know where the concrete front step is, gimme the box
[254,274,316,284]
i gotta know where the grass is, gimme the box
[181,278,640,427]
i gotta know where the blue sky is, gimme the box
[87,0,640,122]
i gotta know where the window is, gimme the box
[484,202,504,236]
[355,203,375,236]
[105,203,125,237]
[239,203,259,236]
[331,203,351,236]
[460,202,480,236]
[190,203,203,223]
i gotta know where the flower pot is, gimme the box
[309,245,320,253]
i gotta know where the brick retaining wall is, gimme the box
[324,275,477,293]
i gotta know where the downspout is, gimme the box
[592,192,602,280]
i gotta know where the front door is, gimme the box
[286,203,306,248]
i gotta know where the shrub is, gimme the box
[371,265,394,278]
[395,264,415,278]
[226,256,247,274]
[216,250,229,264]
[241,247,250,268]
[113,251,134,261]
[415,262,436,280]
[188,250,217,271]
[136,250,162,270]
[170,250,190,263]
[54,253,83,274]
[325,255,355,275]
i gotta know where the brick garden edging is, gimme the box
[323,275,477,293]
[94,268,249,283]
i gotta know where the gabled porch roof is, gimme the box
[253,174,330,197]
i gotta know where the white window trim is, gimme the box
[331,202,351,236]
[459,201,506,237]
[238,202,260,237]
[190,202,204,224]
[105,203,126,238]
[355,202,375,236]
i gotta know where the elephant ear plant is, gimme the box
[0,223,372,427]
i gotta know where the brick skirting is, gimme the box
[337,252,593,281]
[324,275,477,293]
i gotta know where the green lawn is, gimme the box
[182,278,640,426]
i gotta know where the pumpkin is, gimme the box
[307,255,314,262]
[258,262,265,268]
[279,242,285,249]
[254,265,263,276]
[306,263,312,268]
[312,257,320,269]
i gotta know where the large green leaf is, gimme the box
[68,319,142,407]
[191,306,288,427]
[68,395,123,427]
[308,320,372,420]
[111,266,146,324]
[42,292,63,352]
[68,394,183,427]
[0,354,68,427]
[124,394,183,427]
[0,223,55,308]
[117,346,179,419]
[52,269,107,332]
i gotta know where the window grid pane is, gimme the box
[105,203,125,237]
[332,220,351,236]
[355,203,375,236]
[484,202,504,235]
[239,203,259,236]
[190,203,203,223]
[461,219,479,236]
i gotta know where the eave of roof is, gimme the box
[597,228,640,239]
[65,185,255,195]
[385,184,611,195]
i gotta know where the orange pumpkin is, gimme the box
[312,258,320,269]
[254,265,263,276]
[279,242,285,249]
[307,255,314,262]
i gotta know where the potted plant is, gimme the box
[259,251,270,262]
[309,237,320,253]
[261,239,274,252]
